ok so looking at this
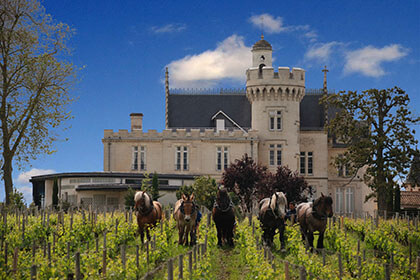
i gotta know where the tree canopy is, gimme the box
[321,87,419,213]
[0,0,77,204]
[222,154,311,212]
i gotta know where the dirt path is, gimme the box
[214,248,249,280]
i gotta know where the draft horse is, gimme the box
[258,192,288,249]
[297,193,333,250]
[134,190,163,243]
[173,193,197,245]
[212,188,235,247]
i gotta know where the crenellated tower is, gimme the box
[246,36,305,171]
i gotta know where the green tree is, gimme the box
[150,172,160,201]
[176,185,194,200]
[321,87,419,214]
[0,0,77,205]
[10,188,25,210]
[192,176,218,211]
[124,187,136,210]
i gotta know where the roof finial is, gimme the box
[261,33,264,40]
[322,65,329,93]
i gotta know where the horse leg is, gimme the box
[228,223,234,247]
[146,227,151,242]
[216,224,223,247]
[279,224,286,250]
[178,225,184,245]
[317,231,325,249]
[139,226,145,244]
[307,231,314,251]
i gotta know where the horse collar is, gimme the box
[139,203,154,216]
[312,205,327,220]
[215,201,232,212]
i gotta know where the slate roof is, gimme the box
[168,90,335,130]
[252,39,272,51]
[401,191,420,209]
[168,93,251,129]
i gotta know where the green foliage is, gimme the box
[124,187,136,209]
[176,185,194,200]
[192,176,218,211]
[321,87,420,212]
[150,172,161,201]
[9,188,26,210]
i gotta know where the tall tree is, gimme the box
[150,172,160,201]
[322,87,419,213]
[222,154,267,212]
[0,0,77,204]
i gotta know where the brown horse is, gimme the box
[212,188,235,247]
[173,193,197,245]
[258,192,287,249]
[134,190,163,243]
[297,193,333,250]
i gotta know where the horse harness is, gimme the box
[179,200,197,215]
[214,200,233,213]
[138,201,155,216]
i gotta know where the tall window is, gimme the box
[269,144,282,166]
[300,151,314,175]
[335,187,354,214]
[217,147,229,171]
[132,146,138,170]
[269,110,282,131]
[176,146,189,171]
[300,152,306,174]
[140,146,146,170]
[335,187,343,213]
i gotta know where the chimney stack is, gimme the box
[130,113,143,131]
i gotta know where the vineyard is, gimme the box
[0,208,419,279]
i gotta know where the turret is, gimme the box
[246,36,305,171]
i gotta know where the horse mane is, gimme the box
[134,191,152,210]
[270,192,287,214]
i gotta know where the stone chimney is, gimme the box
[130,113,143,131]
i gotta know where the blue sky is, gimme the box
[3,0,420,203]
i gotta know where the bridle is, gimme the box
[180,200,196,215]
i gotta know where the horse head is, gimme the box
[270,192,287,219]
[314,193,333,218]
[216,188,231,211]
[134,191,152,213]
[180,193,195,223]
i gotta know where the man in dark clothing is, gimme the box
[285,202,297,223]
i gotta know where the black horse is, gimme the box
[212,188,235,247]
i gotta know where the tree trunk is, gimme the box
[3,155,13,205]
[377,185,394,217]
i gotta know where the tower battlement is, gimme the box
[246,66,305,87]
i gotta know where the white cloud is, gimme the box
[249,14,288,34]
[167,35,251,88]
[305,42,342,62]
[151,23,186,34]
[15,168,55,205]
[17,168,55,185]
[344,44,408,77]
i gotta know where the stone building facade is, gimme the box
[100,36,376,215]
